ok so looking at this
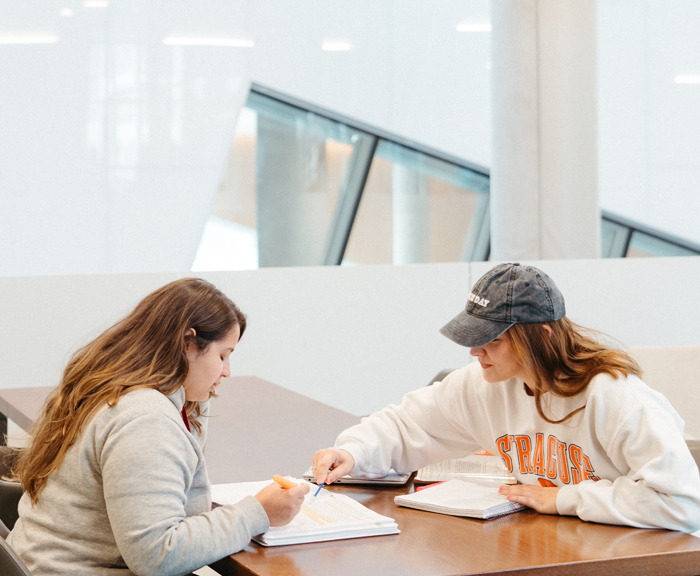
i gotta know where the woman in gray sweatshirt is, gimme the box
[8,277,308,575]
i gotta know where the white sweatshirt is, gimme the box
[8,387,269,576]
[336,362,700,533]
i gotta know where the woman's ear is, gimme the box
[184,328,197,348]
[542,324,553,336]
[184,328,198,359]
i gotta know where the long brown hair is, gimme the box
[507,317,641,424]
[13,277,246,503]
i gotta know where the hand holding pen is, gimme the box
[255,475,309,527]
[274,473,326,503]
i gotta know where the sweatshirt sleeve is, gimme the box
[100,413,269,576]
[557,399,700,533]
[336,367,484,476]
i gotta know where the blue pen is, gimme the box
[310,471,329,502]
[313,478,325,498]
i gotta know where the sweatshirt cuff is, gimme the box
[556,484,578,516]
[233,495,270,537]
[334,440,367,475]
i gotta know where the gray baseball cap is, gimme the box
[440,263,566,348]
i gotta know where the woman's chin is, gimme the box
[481,370,500,383]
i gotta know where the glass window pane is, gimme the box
[626,231,699,257]
[343,139,488,265]
[193,93,372,270]
[600,219,630,258]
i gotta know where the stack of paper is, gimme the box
[415,452,517,484]
[212,478,400,546]
[394,477,525,520]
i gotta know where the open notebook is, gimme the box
[212,478,400,546]
[414,451,517,484]
[394,477,525,520]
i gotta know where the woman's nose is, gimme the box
[470,346,484,357]
[222,358,231,378]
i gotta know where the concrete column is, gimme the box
[392,164,431,264]
[256,116,329,267]
[490,0,599,260]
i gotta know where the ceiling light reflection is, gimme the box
[59,8,74,16]
[456,22,492,32]
[163,37,254,48]
[322,40,352,51]
[0,35,60,44]
[674,74,700,84]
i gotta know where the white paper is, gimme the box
[211,479,272,506]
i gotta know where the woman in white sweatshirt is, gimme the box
[313,263,700,533]
[9,278,308,576]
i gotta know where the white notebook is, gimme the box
[394,477,525,520]
[212,478,400,546]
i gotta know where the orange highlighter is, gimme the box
[272,474,298,489]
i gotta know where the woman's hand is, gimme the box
[254,482,310,527]
[499,484,560,515]
[311,448,355,485]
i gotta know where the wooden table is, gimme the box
[2,379,700,576]
[209,481,700,576]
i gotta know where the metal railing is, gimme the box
[197,84,700,270]
[601,210,700,258]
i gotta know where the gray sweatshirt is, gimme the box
[8,387,269,576]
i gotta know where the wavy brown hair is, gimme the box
[506,317,641,424]
[13,277,246,503]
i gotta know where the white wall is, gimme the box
[0,0,250,276]
[196,265,471,415]
[472,257,700,348]
[597,0,700,244]
[0,272,179,392]
[3,0,700,277]
[246,0,492,167]
[2,258,699,420]
[1,0,494,279]
[247,0,700,246]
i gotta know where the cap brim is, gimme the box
[439,310,514,348]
